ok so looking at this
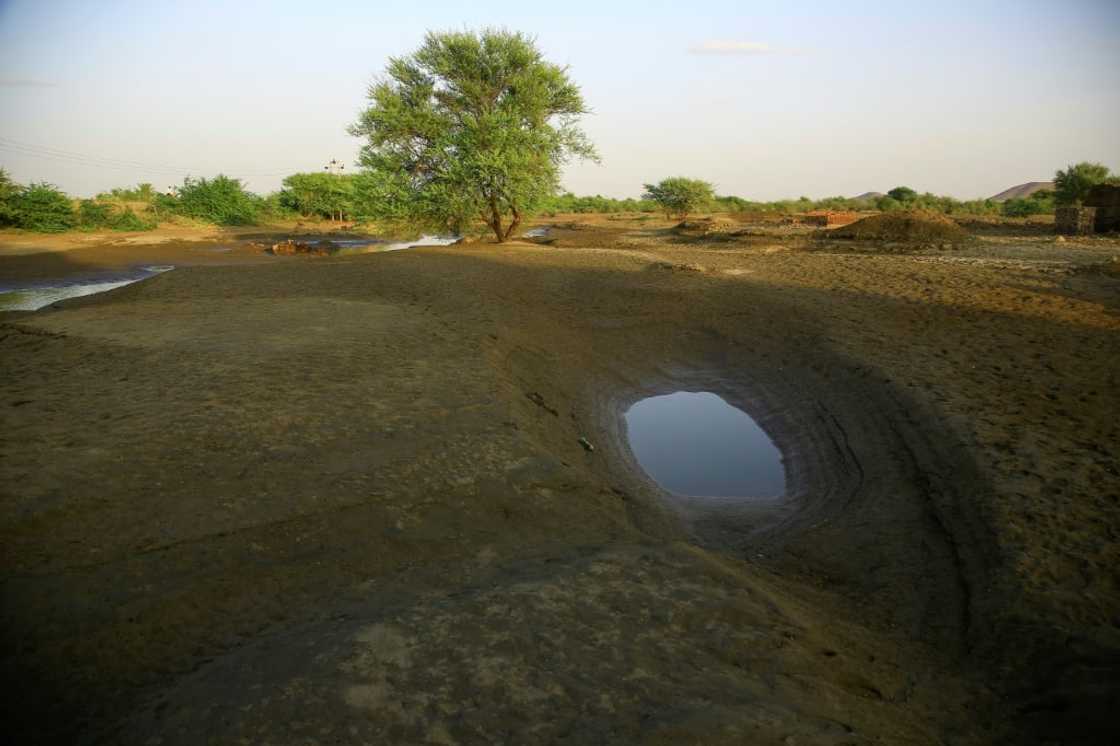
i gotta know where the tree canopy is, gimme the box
[279,173,356,221]
[11,182,75,232]
[349,28,597,241]
[0,168,20,226]
[886,186,917,203]
[1053,162,1114,206]
[642,177,715,219]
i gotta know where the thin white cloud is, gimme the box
[0,78,58,88]
[688,40,797,56]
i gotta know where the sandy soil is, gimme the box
[1,216,1118,744]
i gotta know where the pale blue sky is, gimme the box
[1,0,1117,199]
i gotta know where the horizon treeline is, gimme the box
[1,163,1110,234]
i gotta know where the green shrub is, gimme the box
[887,186,918,203]
[259,192,299,220]
[1002,190,1054,218]
[96,183,156,203]
[78,199,113,228]
[110,206,157,231]
[875,196,903,212]
[1054,162,1114,206]
[0,168,20,227]
[174,175,260,225]
[13,182,76,232]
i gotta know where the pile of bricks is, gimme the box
[1055,206,1097,235]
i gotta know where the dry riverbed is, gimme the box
[1,215,1118,744]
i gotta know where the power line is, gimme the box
[0,135,319,179]
[0,142,192,177]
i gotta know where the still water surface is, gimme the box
[624,391,785,498]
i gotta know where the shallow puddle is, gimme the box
[0,265,174,311]
[624,391,785,498]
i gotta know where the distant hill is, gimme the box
[852,191,884,203]
[989,181,1054,202]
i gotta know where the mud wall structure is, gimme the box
[1086,184,1120,232]
[799,211,861,227]
[1055,206,1097,235]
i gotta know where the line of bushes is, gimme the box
[0,170,286,232]
[0,169,160,232]
[4,161,1115,234]
[535,188,1040,219]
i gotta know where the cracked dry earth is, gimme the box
[2,224,1118,745]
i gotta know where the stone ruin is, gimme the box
[1056,206,1097,235]
[1086,184,1120,233]
[1056,185,1120,235]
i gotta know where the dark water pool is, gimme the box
[623,391,785,498]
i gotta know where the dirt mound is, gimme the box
[989,181,1054,202]
[826,210,968,243]
[672,218,739,237]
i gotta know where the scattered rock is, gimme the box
[267,239,339,256]
[648,261,705,273]
[672,218,738,237]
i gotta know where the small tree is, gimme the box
[175,175,260,225]
[0,168,20,227]
[280,172,355,221]
[78,199,114,228]
[887,186,917,203]
[642,177,715,219]
[1053,162,1113,206]
[1002,190,1054,218]
[350,28,597,241]
[13,182,76,232]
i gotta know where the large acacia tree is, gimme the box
[349,29,597,241]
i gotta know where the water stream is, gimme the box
[0,265,175,311]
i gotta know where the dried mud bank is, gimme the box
[2,231,1119,744]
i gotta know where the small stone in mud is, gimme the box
[578,437,595,452]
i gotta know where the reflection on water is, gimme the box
[624,391,785,498]
[0,265,174,311]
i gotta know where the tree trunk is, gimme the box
[503,207,521,241]
[489,197,504,242]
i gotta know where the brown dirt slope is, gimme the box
[827,210,969,243]
[1,222,1119,744]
